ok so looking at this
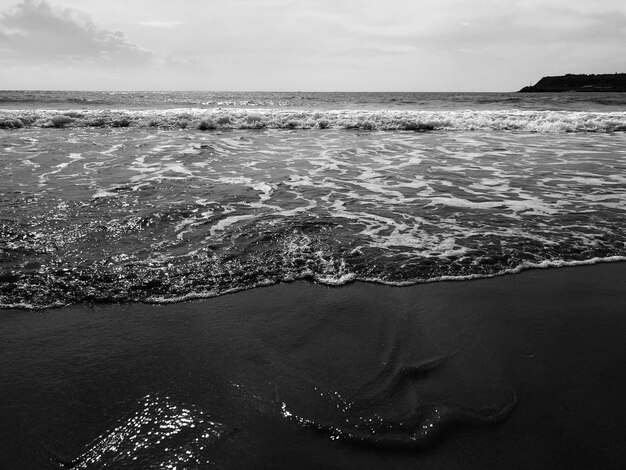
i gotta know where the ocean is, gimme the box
[1,91,626,469]
[1,91,625,308]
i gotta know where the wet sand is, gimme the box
[1,262,625,469]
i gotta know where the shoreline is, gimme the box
[4,256,626,311]
[1,261,625,469]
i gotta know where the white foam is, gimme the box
[92,189,118,198]
[427,196,559,215]
[362,256,626,287]
[2,108,626,132]
[209,214,255,236]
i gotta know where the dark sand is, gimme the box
[1,262,625,469]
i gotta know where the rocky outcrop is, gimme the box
[520,74,626,92]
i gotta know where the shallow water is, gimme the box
[1,124,625,308]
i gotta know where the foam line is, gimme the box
[2,109,626,132]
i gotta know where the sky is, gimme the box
[0,0,625,91]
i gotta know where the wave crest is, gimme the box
[2,109,626,132]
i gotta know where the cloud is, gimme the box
[0,0,152,65]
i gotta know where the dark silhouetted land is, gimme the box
[520,73,626,92]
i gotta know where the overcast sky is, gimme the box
[1,0,625,91]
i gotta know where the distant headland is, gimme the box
[520,73,626,92]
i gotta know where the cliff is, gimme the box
[520,73,626,92]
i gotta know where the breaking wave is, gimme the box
[2,108,626,132]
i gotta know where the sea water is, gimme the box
[1,91,625,308]
[1,91,626,468]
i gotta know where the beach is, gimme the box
[1,261,624,469]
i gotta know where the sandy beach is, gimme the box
[1,261,624,469]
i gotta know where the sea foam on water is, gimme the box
[1,91,626,308]
[1,108,626,132]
